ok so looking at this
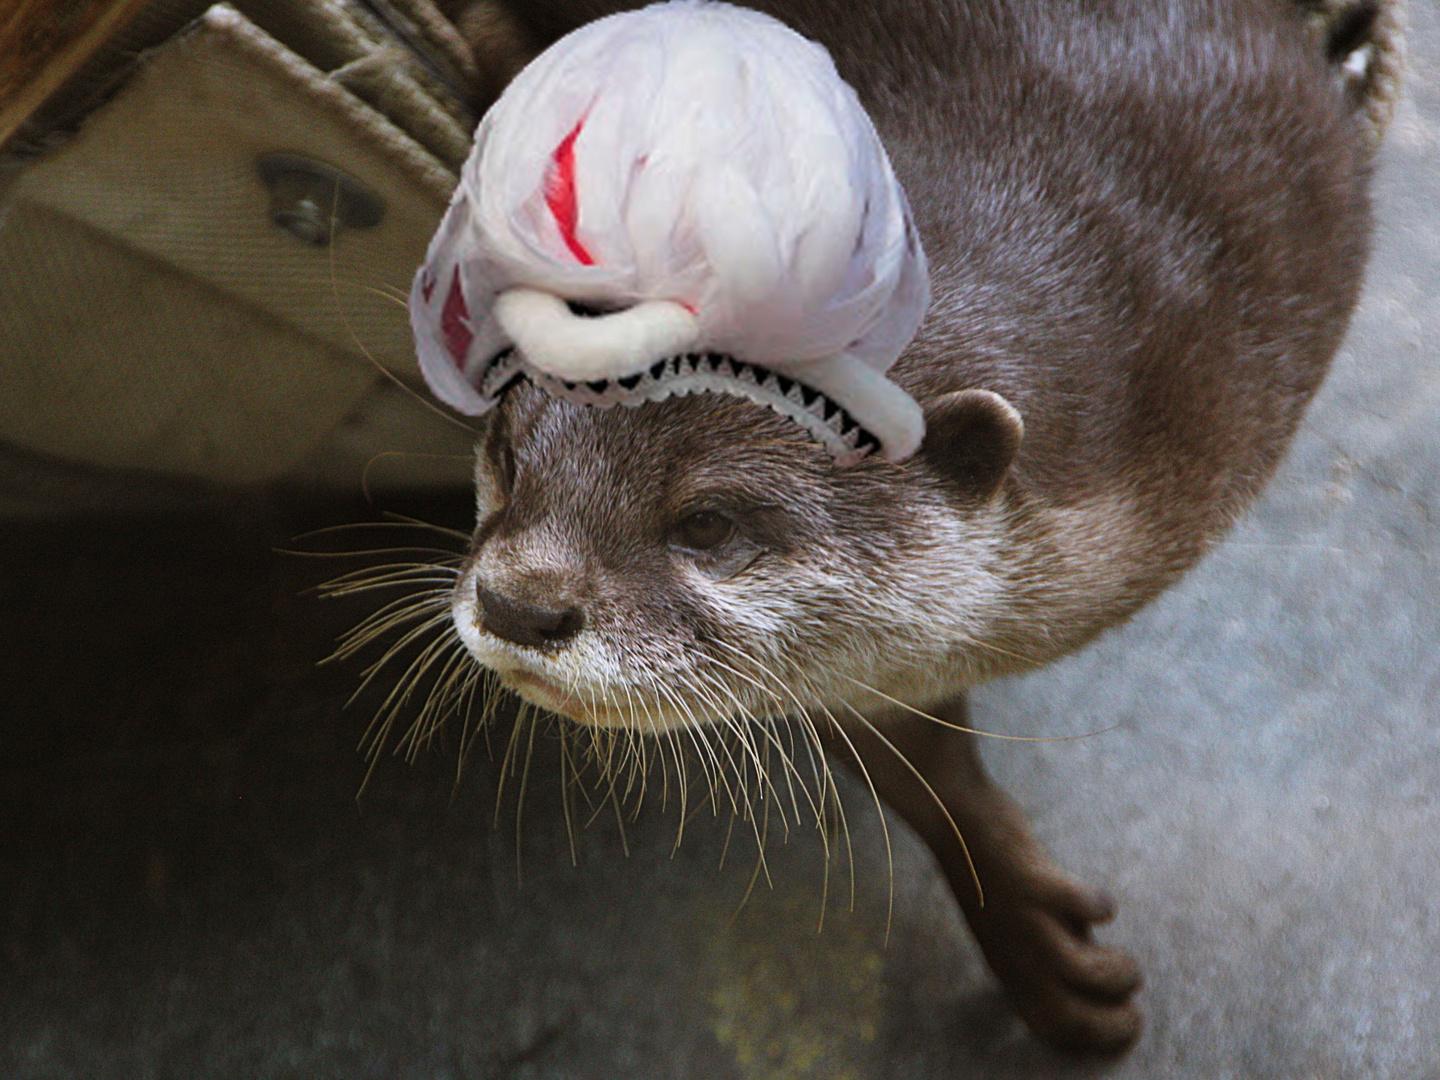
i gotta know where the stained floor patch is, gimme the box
[699,888,885,1080]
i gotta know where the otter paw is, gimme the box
[968,873,1143,1053]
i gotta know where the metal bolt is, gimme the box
[256,153,386,247]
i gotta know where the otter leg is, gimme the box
[831,694,1142,1053]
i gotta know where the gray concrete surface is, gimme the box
[2,4,1438,1078]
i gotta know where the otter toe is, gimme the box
[1020,991,1144,1055]
[1039,916,1144,1000]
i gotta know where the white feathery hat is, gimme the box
[410,0,930,463]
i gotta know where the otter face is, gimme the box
[451,383,1015,732]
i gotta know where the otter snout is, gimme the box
[476,585,585,650]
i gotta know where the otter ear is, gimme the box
[920,389,1024,501]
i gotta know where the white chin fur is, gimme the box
[450,566,707,733]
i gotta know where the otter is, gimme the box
[429,0,1400,1054]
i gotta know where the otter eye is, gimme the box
[674,511,734,552]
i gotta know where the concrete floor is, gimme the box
[2,5,1438,1078]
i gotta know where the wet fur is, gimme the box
[452,0,1377,732]
[433,0,1394,1054]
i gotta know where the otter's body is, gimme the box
[443,0,1398,1053]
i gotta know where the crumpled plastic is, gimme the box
[410,0,930,462]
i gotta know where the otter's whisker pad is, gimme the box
[409,0,930,463]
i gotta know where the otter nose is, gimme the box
[477,586,585,649]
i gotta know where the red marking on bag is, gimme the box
[441,267,473,367]
[545,119,595,265]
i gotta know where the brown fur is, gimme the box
[443,0,1395,1053]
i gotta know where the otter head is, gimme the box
[450,380,1026,732]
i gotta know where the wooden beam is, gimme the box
[0,0,152,148]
